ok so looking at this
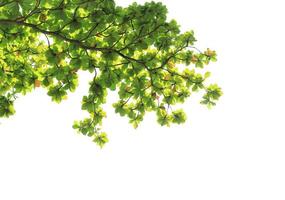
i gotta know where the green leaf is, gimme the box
[93,133,109,148]
[170,109,187,124]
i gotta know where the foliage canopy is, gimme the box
[0,0,222,147]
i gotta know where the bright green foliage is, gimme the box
[0,0,222,147]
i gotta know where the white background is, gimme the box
[1,0,285,199]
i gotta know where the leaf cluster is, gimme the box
[0,0,222,147]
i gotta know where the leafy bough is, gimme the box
[0,0,222,147]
